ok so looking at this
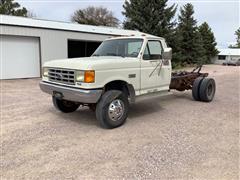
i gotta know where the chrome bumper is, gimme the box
[39,81,102,103]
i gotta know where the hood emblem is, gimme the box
[56,73,63,80]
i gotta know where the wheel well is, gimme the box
[104,80,129,95]
[104,80,136,103]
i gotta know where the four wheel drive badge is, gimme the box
[56,73,63,80]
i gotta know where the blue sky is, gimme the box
[18,0,239,48]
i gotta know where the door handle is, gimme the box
[149,60,158,63]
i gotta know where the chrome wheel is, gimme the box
[108,99,125,121]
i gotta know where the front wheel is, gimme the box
[52,97,80,113]
[96,90,129,129]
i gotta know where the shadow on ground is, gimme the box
[49,92,194,127]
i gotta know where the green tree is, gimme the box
[175,3,206,65]
[0,0,28,17]
[72,6,119,27]
[122,0,177,47]
[198,22,219,63]
[234,27,240,48]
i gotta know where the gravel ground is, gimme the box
[1,65,239,179]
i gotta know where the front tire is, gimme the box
[96,90,129,129]
[52,97,80,113]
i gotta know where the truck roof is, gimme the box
[107,33,165,41]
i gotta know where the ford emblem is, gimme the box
[56,73,63,80]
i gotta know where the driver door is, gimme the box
[140,40,170,95]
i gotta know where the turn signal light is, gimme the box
[84,70,95,83]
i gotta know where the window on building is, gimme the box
[218,55,226,60]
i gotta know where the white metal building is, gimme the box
[212,48,240,64]
[0,15,142,79]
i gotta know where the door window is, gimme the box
[143,40,163,60]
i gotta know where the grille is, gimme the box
[48,68,75,85]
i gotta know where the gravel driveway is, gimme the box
[1,65,239,179]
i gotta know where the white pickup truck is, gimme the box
[40,34,216,128]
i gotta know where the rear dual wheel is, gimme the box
[192,77,216,102]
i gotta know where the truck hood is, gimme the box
[44,56,139,70]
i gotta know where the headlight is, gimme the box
[75,70,95,83]
[42,67,49,77]
[75,71,85,82]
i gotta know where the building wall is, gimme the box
[212,55,240,64]
[0,25,112,65]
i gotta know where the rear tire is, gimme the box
[96,90,129,129]
[52,97,80,113]
[192,77,204,101]
[199,78,216,102]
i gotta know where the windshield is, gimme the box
[92,38,143,58]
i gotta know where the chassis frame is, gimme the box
[170,66,209,91]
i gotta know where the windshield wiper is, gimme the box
[92,54,100,57]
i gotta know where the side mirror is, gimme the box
[162,48,172,60]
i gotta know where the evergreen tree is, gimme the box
[122,0,177,47]
[193,30,207,65]
[228,28,240,48]
[198,22,219,63]
[234,27,240,48]
[0,0,28,17]
[176,3,206,65]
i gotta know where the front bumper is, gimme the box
[39,81,102,104]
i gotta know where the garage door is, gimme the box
[0,35,40,79]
